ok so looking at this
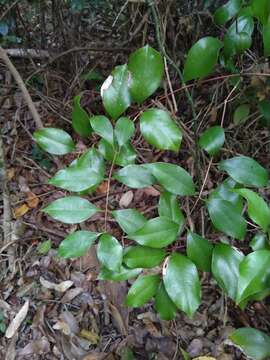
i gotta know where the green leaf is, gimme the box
[112,209,147,234]
[97,234,123,272]
[158,191,185,230]
[37,239,52,254]
[183,37,223,81]
[258,100,270,127]
[154,282,177,320]
[90,115,114,145]
[125,274,160,307]
[124,246,166,269]
[236,250,270,304]
[115,117,135,147]
[164,252,201,317]
[214,0,242,25]
[230,327,270,360]
[72,95,92,137]
[263,19,270,56]
[251,0,270,24]
[207,197,247,240]
[128,217,179,248]
[33,127,75,155]
[219,156,268,187]
[250,233,270,251]
[98,139,136,167]
[98,265,142,281]
[187,232,213,272]
[212,243,244,300]
[58,231,99,258]
[114,165,155,188]
[128,45,164,103]
[43,196,99,224]
[101,64,131,120]
[198,126,225,156]
[140,109,182,152]
[234,188,270,232]
[233,104,250,125]
[148,162,195,196]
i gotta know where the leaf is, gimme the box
[33,127,75,155]
[233,104,250,125]
[128,45,164,103]
[40,277,73,292]
[212,243,244,300]
[198,126,225,156]
[263,18,270,56]
[164,252,201,317]
[37,239,52,254]
[158,191,185,230]
[148,162,195,196]
[112,209,147,234]
[72,95,92,137]
[140,109,182,151]
[101,64,131,120]
[125,274,160,307]
[251,0,270,24]
[187,232,213,272]
[154,282,177,320]
[183,37,223,81]
[58,231,100,258]
[115,117,135,147]
[114,165,155,188]
[14,204,30,218]
[97,234,123,272]
[128,217,179,248]
[219,156,268,187]
[43,196,99,224]
[207,197,247,240]
[234,188,270,232]
[214,0,242,25]
[98,266,142,281]
[5,300,29,339]
[90,115,114,146]
[123,246,166,269]
[98,139,136,167]
[258,100,270,127]
[230,327,270,360]
[250,233,270,251]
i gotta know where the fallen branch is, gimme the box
[6,48,50,59]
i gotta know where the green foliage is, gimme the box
[198,126,225,156]
[71,95,92,137]
[34,128,75,155]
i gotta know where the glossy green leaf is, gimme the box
[125,274,160,307]
[219,156,268,187]
[98,139,136,167]
[233,104,250,125]
[154,282,177,320]
[140,109,182,152]
[214,0,242,25]
[164,252,201,317]
[158,191,185,230]
[212,243,244,300]
[112,209,147,234]
[115,117,135,147]
[33,127,75,155]
[207,198,246,240]
[90,115,114,145]
[128,217,179,248]
[124,246,166,269]
[58,231,99,258]
[251,0,270,24]
[97,234,123,272]
[183,37,223,81]
[230,327,270,360]
[128,45,164,103]
[250,233,270,251]
[43,196,99,224]
[187,232,213,272]
[198,126,225,156]
[149,162,195,196]
[101,64,131,120]
[263,19,270,56]
[72,95,92,137]
[114,165,155,188]
[98,265,142,281]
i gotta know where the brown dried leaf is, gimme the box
[13,204,30,218]
[96,181,108,194]
[17,338,50,357]
[40,276,73,292]
[79,329,99,344]
[119,191,133,208]
[26,191,39,208]
[5,300,29,338]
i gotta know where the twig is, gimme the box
[0,0,20,22]
[104,153,118,232]
[220,80,240,127]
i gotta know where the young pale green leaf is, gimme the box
[98,139,136,167]
[115,117,135,147]
[158,191,185,230]
[219,156,268,187]
[72,95,92,137]
[207,198,247,240]
[98,265,142,281]
[149,162,195,196]
[97,234,123,272]
[230,327,270,360]
[198,126,225,156]
[183,37,223,81]
[114,165,155,188]
[233,104,250,125]
[37,239,52,255]
[187,232,213,272]
[250,0,270,25]
[154,282,177,321]
[125,274,160,307]
[128,217,179,248]
[128,45,164,103]
[234,188,270,232]
[33,127,75,155]
[214,0,242,25]
[90,115,114,145]
[58,231,99,258]
[140,109,182,152]
[101,64,131,120]
[43,196,99,224]
[112,209,147,234]
[164,252,201,318]
[124,246,166,269]
[212,243,244,300]
[250,233,270,251]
